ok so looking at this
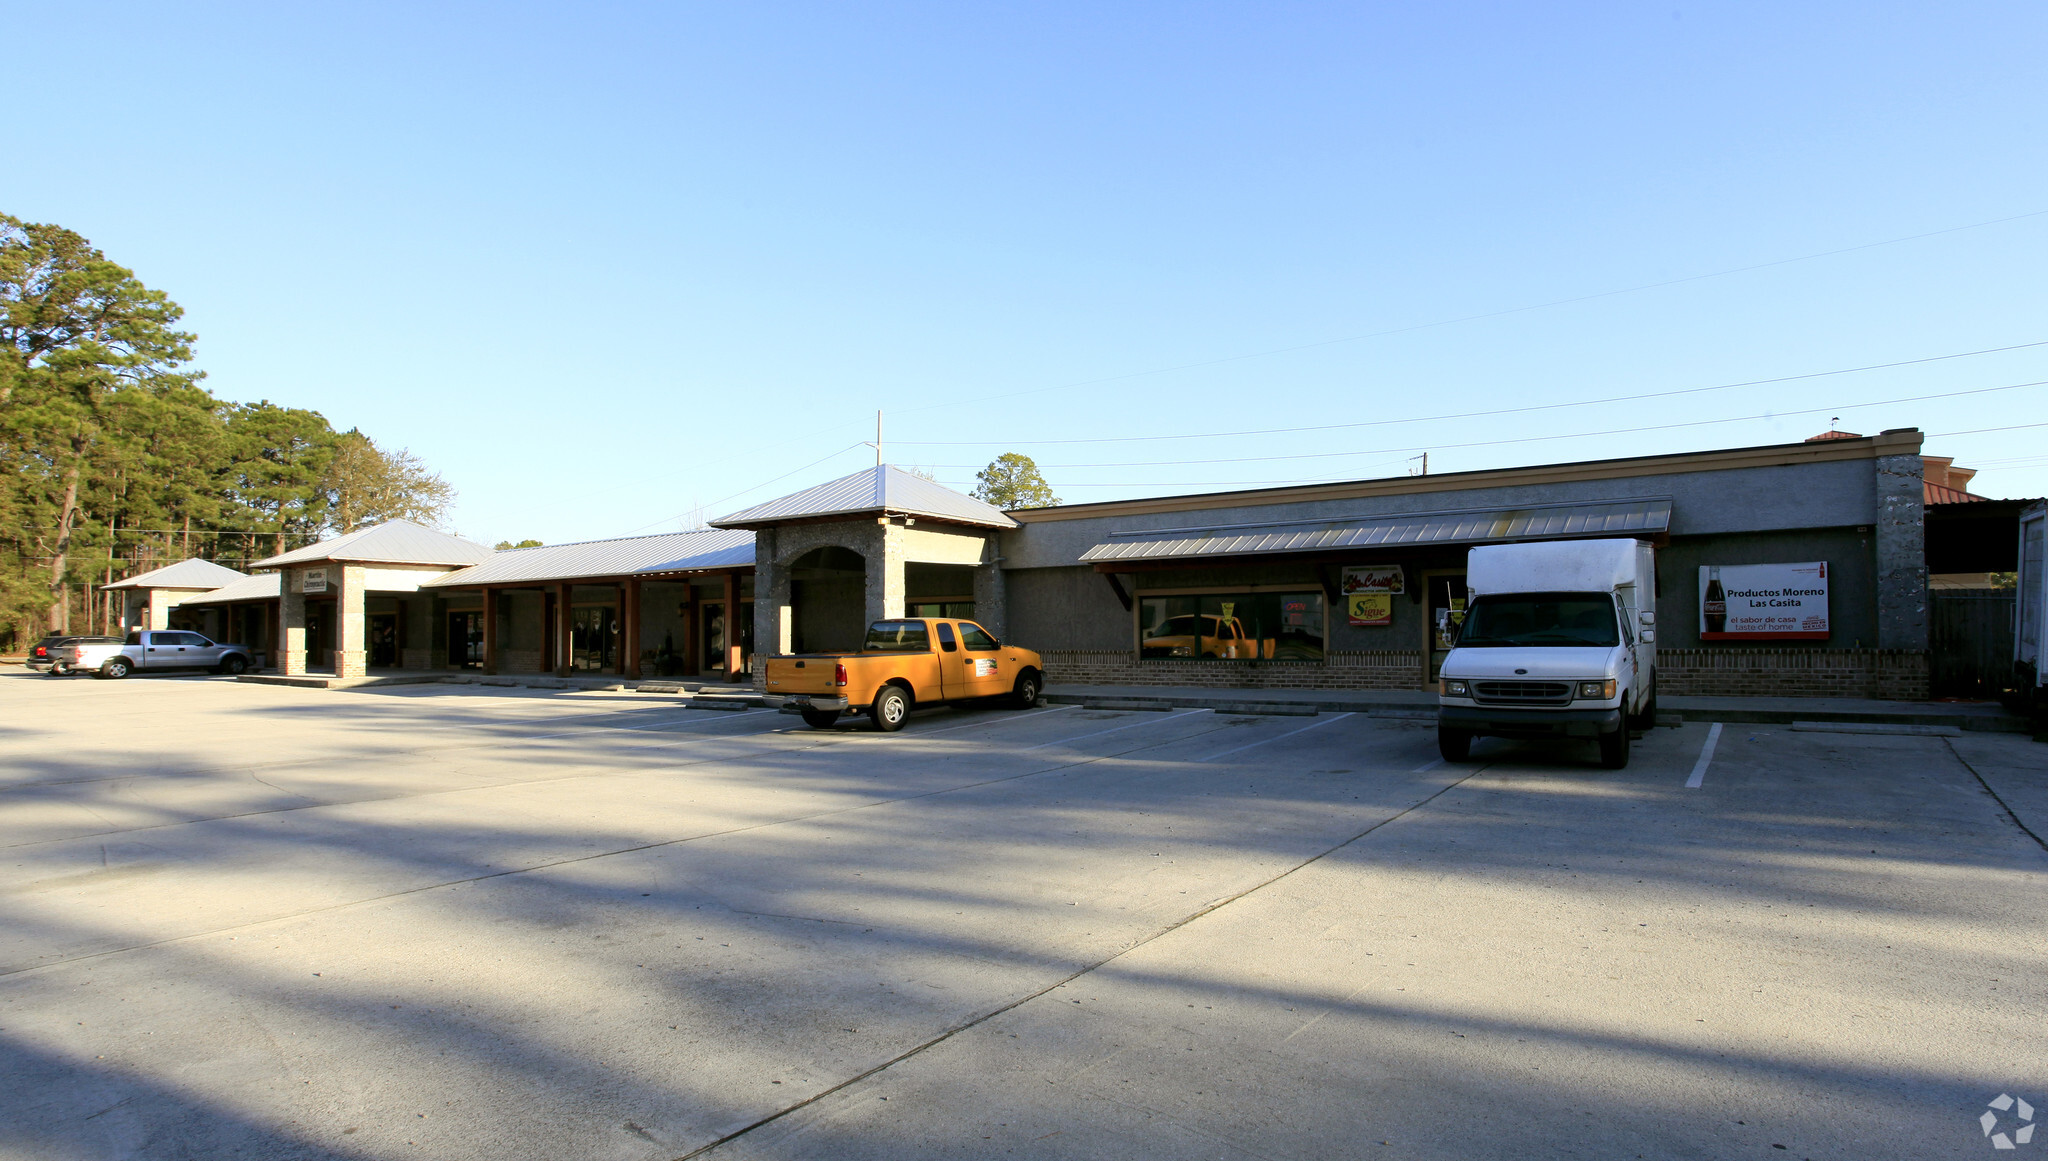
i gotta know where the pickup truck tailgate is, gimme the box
[765,657,841,696]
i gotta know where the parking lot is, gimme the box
[2,671,2043,1160]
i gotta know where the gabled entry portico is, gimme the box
[250,521,495,678]
[711,466,1019,682]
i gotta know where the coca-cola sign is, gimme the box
[1699,562,1829,641]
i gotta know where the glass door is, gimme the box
[571,606,618,672]
[701,601,726,677]
[449,612,484,670]
[1426,572,1468,683]
[369,614,397,668]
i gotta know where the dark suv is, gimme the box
[26,635,121,676]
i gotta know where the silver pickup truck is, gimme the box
[70,630,257,679]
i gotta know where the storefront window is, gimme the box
[1138,592,1324,661]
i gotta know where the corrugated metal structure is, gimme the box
[179,573,283,606]
[711,465,1018,530]
[1078,498,1672,565]
[425,528,756,587]
[250,520,494,568]
[102,558,247,590]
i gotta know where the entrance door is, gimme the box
[701,602,726,677]
[572,606,618,672]
[1425,572,1468,683]
[369,614,397,668]
[449,611,484,670]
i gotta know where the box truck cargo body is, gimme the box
[1436,538,1658,768]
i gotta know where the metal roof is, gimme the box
[249,520,495,568]
[711,465,1019,530]
[102,558,247,591]
[178,572,283,606]
[424,528,756,588]
[1078,498,1673,564]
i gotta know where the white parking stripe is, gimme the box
[1411,757,1444,774]
[1686,722,1724,789]
[1198,712,1355,763]
[1019,709,1209,751]
[907,704,1080,737]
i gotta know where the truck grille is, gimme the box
[1472,680,1572,706]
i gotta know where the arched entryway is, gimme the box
[788,546,866,653]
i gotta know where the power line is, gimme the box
[912,378,2045,471]
[894,207,2048,417]
[889,338,2048,448]
[617,442,870,536]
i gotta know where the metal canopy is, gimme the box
[1077,498,1673,565]
[424,528,756,587]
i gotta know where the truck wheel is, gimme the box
[1437,726,1472,762]
[219,656,249,676]
[102,658,132,680]
[800,708,841,729]
[1011,671,1041,709]
[1628,680,1658,731]
[1598,726,1630,769]
[871,685,910,732]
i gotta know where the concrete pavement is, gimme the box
[0,670,2042,1159]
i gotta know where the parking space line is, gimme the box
[1198,713,1355,763]
[1411,757,1444,774]
[1020,708,1210,751]
[907,704,1080,737]
[1686,722,1723,789]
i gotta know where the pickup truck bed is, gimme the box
[765,618,1044,731]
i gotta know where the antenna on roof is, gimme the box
[863,410,883,466]
[1829,416,1839,431]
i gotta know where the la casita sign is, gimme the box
[1699,562,1829,641]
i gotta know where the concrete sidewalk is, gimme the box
[1042,681,2032,731]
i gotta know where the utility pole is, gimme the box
[865,411,884,466]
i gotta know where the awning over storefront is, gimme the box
[1078,497,1673,566]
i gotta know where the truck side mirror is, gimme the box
[1640,629,1656,643]
[1638,611,1656,626]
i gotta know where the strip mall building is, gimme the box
[120,428,2027,701]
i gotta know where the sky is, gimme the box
[8,2,2047,546]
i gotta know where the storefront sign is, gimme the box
[1342,566,1403,626]
[302,567,328,595]
[1699,562,1829,640]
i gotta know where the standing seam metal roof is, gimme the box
[424,528,756,587]
[710,465,1018,530]
[249,520,495,568]
[101,558,247,591]
[1077,498,1673,564]
[177,572,283,605]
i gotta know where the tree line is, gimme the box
[1,214,452,648]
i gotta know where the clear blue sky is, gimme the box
[10,2,2047,545]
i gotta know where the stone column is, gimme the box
[865,521,906,626]
[335,563,369,678]
[280,569,308,676]
[1874,449,1929,652]
[555,583,572,676]
[428,594,449,669]
[753,529,791,687]
[972,535,1007,641]
[146,590,172,630]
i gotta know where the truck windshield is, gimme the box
[1455,592,1620,647]
[863,621,931,651]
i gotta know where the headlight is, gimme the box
[1578,679,1616,699]
[1441,679,1468,696]
[1171,646,1193,657]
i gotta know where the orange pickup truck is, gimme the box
[765,618,1045,731]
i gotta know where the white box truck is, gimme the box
[1436,538,1659,768]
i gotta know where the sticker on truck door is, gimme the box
[972,659,998,677]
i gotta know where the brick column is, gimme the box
[335,563,368,678]
[555,583,572,676]
[146,589,172,630]
[753,529,790,687]
[280,569,308,676]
